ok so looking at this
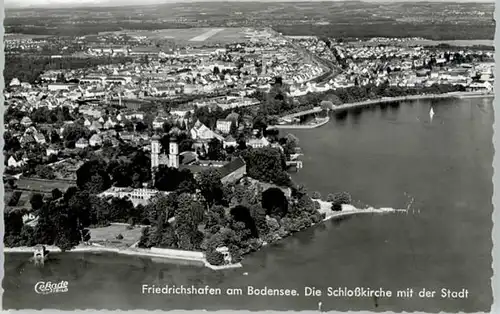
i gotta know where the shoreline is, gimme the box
[312,200,407,221]
[4,202,404,269]
[271,91,493,129]
[4,244,243,270]
[330,91,494,113]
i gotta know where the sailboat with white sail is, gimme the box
[429,107,435,121]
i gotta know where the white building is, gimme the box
[98,187,170,207]
[216,119,232,134]
[75,138,89,149]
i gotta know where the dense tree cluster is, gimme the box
[329,191,352,212]
[241,147,292,187]
[5,123,332,263]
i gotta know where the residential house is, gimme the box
[119,131,135,141]
[29,131,44,144]
[216,119,232,134]
[89,134,103,147]
[153,116,169,129]
[225,112,239,126]
[20,117,33,127]
[75,138,89,149]
[84,118,92,127]
[46,145,60,156]
[20,134,35,147]
[223,135,238,148]
[190,120,224,146]
[103,118,116,130]
[246,137,270,148]
[7,156,25,168]
[47,83,77,92]
[89,121,103,132]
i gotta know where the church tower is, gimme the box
[151,135,161,181]
[168,136,179,169]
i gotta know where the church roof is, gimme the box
[219,157,246,178]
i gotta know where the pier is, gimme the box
[281,107,323,120]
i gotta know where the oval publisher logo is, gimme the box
[34,281,69,294]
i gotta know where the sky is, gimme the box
[5,0,495,9]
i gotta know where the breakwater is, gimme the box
[269,116,330,130]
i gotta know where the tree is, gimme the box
[230,205,258,238]
[252,114,268,131]
[241,147,291,186]
[229,121,238,137]
[30,193,44,211]
[4,209,25,246]
[7,191,22,207]
[62,124,89,148]
[250,204,268,235]
[154,166,197,193]
[281,133,299,159]
[204,205,227,235]
[109,197,134,223]
[331,192,352,211]
[174,194,205,250]
[138,227,153,248]
[207,138,225,161]
[320,99,332,110]
[198,168,223,207]
[262,188,288,219]
[205,248,225,265]
[76,159,111,194]
[147,194,177,224]
[51,189,63,200]
[35,165,55,179]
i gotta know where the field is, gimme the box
[88,224,144,248]
[15,177,76,193]
[5,190,32,208]
[99,27,251,45]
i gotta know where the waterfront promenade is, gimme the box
[272,91,493,129]
[5,243,242,270]
[329,91,494,113]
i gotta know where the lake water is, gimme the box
[3,98,493,312]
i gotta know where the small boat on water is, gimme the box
[429,107,435,120]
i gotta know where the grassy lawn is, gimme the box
[101,27,248,44]
[88,224,144,248]
[16,178,75,193]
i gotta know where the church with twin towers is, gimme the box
[151,134,179,176]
